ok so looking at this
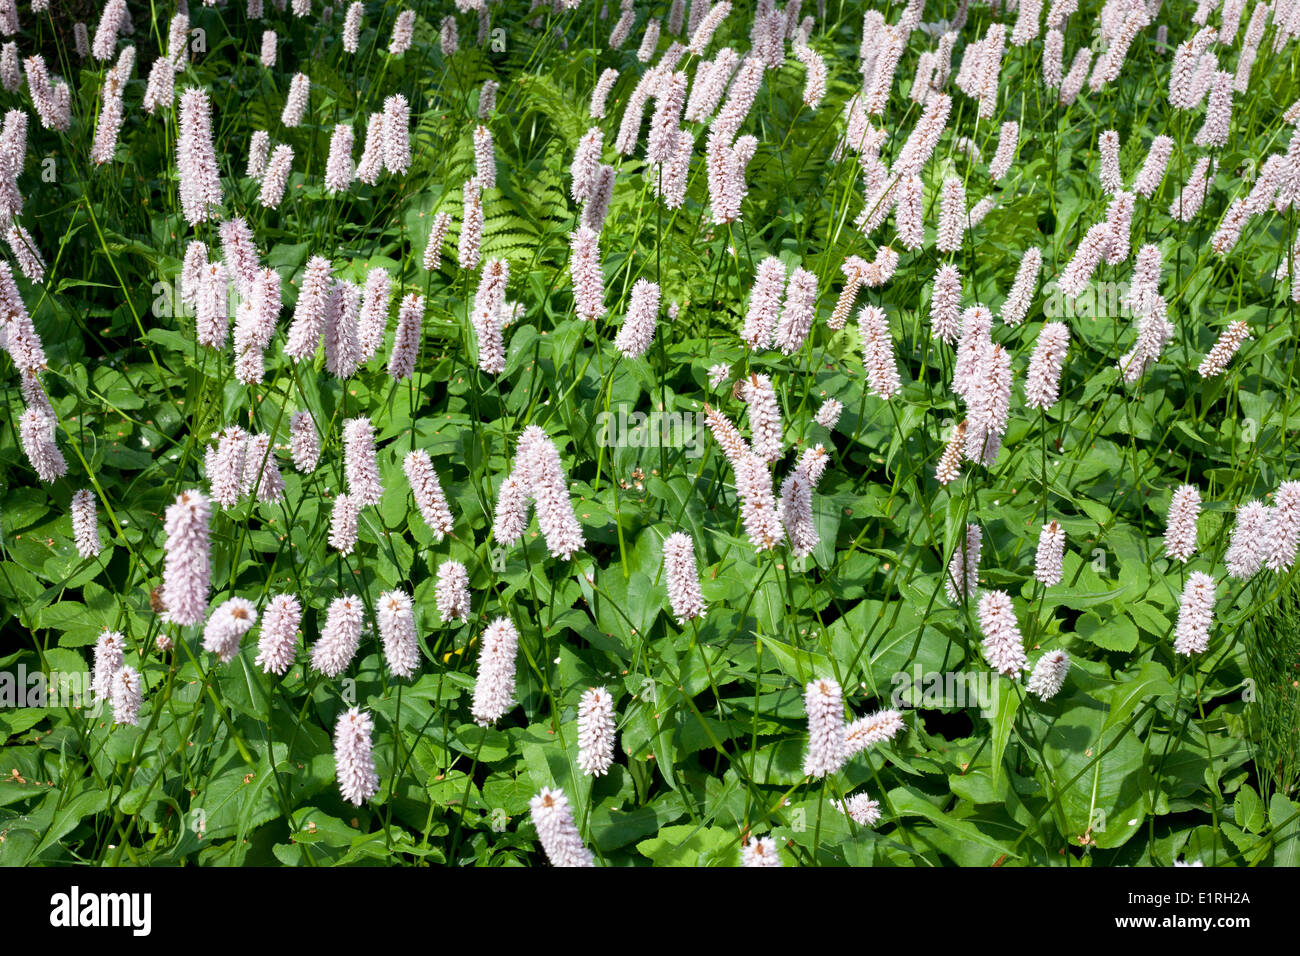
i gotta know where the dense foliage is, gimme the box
[1,0,1299,867]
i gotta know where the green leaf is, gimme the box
[989,679,1021,788]
[1101,662,1173,733]
[888,786,1021,860]
[1076,610,1139,652]
[25,787,108,863]
[1270,794,1300,866]
[1234,784,1265,834]
[755,633,831,685]
[636,824,734,866]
